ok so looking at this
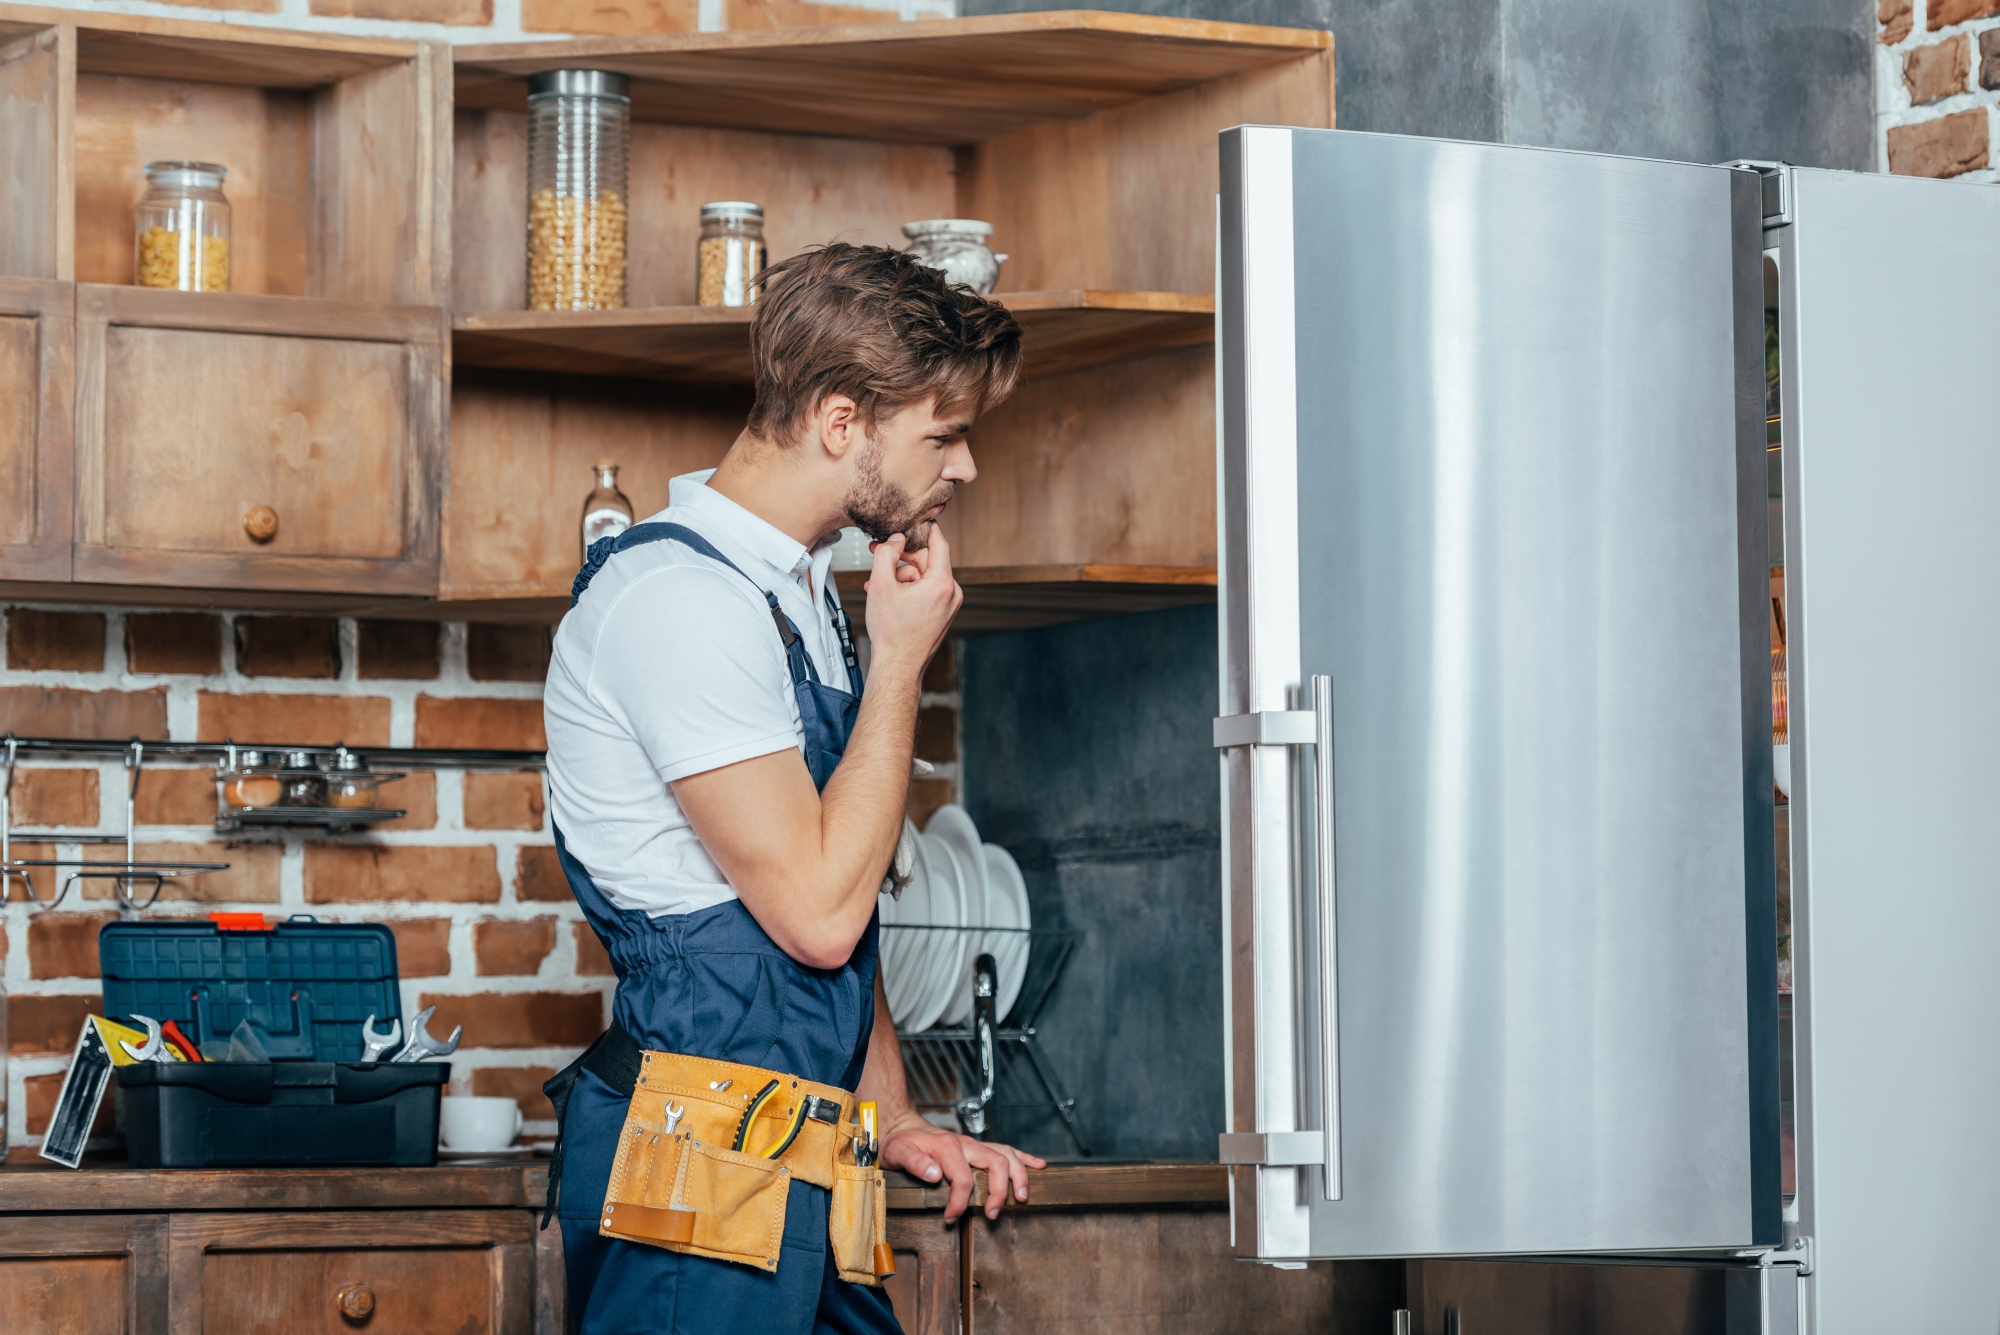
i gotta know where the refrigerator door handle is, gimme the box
[1211,680,1342,1201]
[1310,673,1341,1201]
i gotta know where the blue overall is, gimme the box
[554,523,901,1335]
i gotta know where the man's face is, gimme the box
[842,396,977,550]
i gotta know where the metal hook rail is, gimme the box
[2,734,548,915]
[3,738,227,914]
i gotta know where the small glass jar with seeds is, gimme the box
[698,202,765,308]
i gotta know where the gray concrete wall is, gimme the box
[960,0,1874,167]
[961,605,1221,1160]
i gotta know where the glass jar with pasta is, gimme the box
[135,161,231,292]
[526,70,629,311]
[698,202,765,308]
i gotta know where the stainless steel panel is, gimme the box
[1275,130,1774,1257]
[1410,1258,1796,1334]
[1777,167,2000,1335]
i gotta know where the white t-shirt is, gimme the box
[543,470,856,916]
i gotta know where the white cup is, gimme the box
[439,1095,523,1152]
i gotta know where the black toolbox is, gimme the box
[100,916,445,1168]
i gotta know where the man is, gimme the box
[542,243,1045,1335]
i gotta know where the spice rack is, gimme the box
[0,733,545,912]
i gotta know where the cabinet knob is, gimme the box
[244,505,280,543]
[337,1282,375,1319]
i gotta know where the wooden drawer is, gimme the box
[0,1214,166,1335]
[0,276,73,582]
[203,1245,507,1333]
[179,1210,532,1335]
[73,284,444,596]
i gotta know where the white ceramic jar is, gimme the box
[900,219,1007,294]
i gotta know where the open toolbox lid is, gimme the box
[98,916,402,1062]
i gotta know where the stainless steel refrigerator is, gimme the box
[1213,126,2000,1335]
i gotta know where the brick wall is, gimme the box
[1,602,959,1158]
[0,602,584,1158]
[1878,0,1999,180]
[28,0,949,45]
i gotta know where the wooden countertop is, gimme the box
[0,1160,1225,1214]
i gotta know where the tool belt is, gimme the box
[542,1024,893,1285]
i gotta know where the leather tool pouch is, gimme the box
[601,1115,792,1272]
[597,1046,861,1277]
[830,1163,894,1284]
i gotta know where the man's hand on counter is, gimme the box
[877,1112,1046,1224]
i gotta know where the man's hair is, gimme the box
[746,243,1024,443]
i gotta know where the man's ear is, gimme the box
[815,393,862,462]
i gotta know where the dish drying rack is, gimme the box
[889,926,1088,1155]
[2,734,545,914]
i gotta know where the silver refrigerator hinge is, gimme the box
[1212,711,1316,748]
[1719,159,1792,229]
[1218,1130,1326,1166]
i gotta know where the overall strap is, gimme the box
[826,586,862,689]
[572,522,805,659]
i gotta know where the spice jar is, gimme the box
[698,202,765,308]
[327,752,382,811]
[901,219,1006,294]
[281,751,327,808]
[219,750,281,809]
[136,161,231,292]
[526,70,629,311]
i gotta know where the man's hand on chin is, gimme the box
[877,1112,1046,1224]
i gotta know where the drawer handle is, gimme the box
[244,505,280,543]
[337,1281,375,1319]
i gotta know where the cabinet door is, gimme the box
[0,1214,169,1335]
[0,278,74,582]
[1219,127,1776,1261]
[173,1209,532,1334]
[73,285,444,596]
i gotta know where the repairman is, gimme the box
[541,242,1045,1335]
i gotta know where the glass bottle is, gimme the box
[698,202,765,307]
[135,161,231,292]
[582,461,635,558]
[526,70,629,311]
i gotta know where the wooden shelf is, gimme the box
[838,565,1216,635]
[451,291,1213,383]
[453,11,1329,145]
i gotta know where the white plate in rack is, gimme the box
[927,805,989,1027]
[883,833,935,1028]
[980,843,1031,1022]
[907,833,967,1032]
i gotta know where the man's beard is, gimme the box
[844,441,954,549]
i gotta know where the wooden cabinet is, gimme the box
[0,1167,542,1335]
[0,1,451,603]
[0,7,1332,626]
[72,286,443,595]
[0,276,72,582]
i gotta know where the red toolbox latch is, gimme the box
[208,912,271,931]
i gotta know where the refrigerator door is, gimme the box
[1217,127,1777,1261]
[1775,167,2000,1335]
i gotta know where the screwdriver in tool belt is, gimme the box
[857,1101,878,1167]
